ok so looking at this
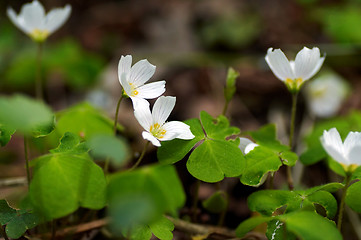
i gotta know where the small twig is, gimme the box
[0,177,27,188]
[35,219,108,239]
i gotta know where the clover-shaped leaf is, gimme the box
[107,164,185,231]
[0,95,54,137]
[0,200,39,239]
[158,111,244,183]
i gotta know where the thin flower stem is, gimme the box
[337,174,351,231]
[129,141,149,171]
[222,100,229,116]
[287,92,298,190]
[35,42,43,101]
[24,137,31,188]
[103,94,124,174]
[113,94,124,135]
[192,180,200,222]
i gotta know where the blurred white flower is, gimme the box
[238,137,258,155]
[118,55,166,108]
[134,96,194,147]
[265,47,325,92]
[321,128,361,172]
[7,0,71,42]
[305,73,348,118]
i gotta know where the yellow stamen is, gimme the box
[29,29,49,42]
[149,123,166,139]
[285,78,304,92]
[341,163,359,173]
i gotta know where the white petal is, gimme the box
[129,59,156,86]
[133,99,152,131]
[162,121,195,141]
[142,131,161,147]
[19,0,46,31]
[344,132,361,165]
[238,137,254,155]
[294,47,325,81]
[245,143,259,154]
[135,81,166,99]
[7,8,29,34]
[118,55,132,84]
[265,48,294,81]
[130,97,149,110]
[44,4,71,34]
[152,96,176,125]
[120,73,132,96]
[320,128,348,165]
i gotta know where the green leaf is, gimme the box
[0,200,39,239]
[346,180,361,213]
[157,118,204,164]
[187,139,245,182]
[55,102,115,140]
[306,191,338,218]
[200,111,240,141]
[107,164,185,230]
[235,216,272,238]
[202,191,228,213]
[127,225,152,240]
[241,146,282,186]
[279,151,298,166]
[224,67,239,102]
[149,216,175,240]
[237,212,341,239]
[279,211,342,240]
[50,132,88,154]
[304,183,344,195]
[0,124,15,147]
[29,153,106,220]
[87,134,130,167]
[0,95,54,137]
[266,219,296,240]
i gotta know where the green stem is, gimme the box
[218,191,228,226]
[24,137,31,188]
[192,180,200,222]
[113,94,124,135]
[222,100,229,116]
[287,92,298,190]
[0,224,9,240]
[337,174,351,231]
[129,141,149,171]
[51,220,56,240]
[35,42,43,101]
[103,94,124,174]
[268,173,274,190]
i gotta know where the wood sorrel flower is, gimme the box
[118,55,166,108]
[134,96,194,147]
[7,0,71,42]
[321,128,361,173]
[238,137,258,155]
[305,73,348,118]
[265,47,325,93]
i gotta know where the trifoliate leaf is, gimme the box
[87,134,130,167]
[187,139,245,182]
[149,215,175,240]
[29,153,106,220]
[107,164,185,232]
[50,132,88,154]
[202,191,228,213]
[0,200,39,239]
[0,95,54,137]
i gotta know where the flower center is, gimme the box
[129,83,139,96]
[310,87,327,98]
[341,163,359,173]
[150,123,166,139]
[29,29,49,42]
[285,78,303,92]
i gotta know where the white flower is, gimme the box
[7,0,71,42]
[238,137,258,155]
[118,55,166,108]
[304,73,348,118]
[134,96,194,147]
[320,128,361,172]
[265,47,325,92]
